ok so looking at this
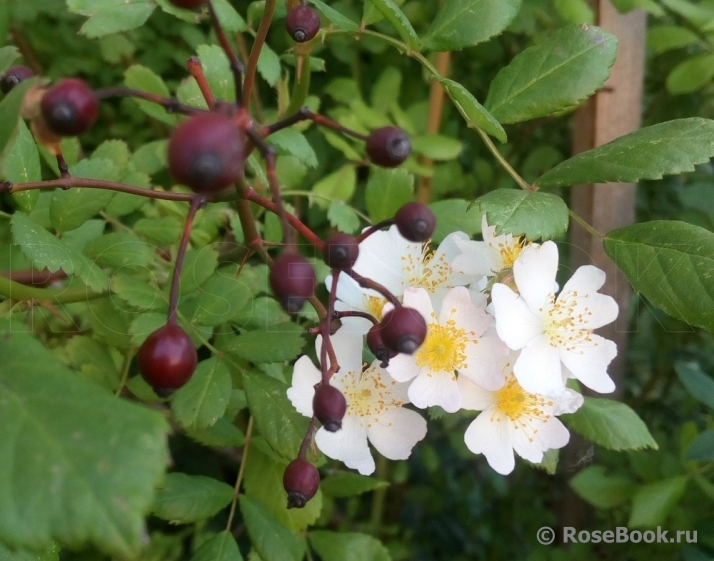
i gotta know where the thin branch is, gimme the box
[93,86,203,116]
[243,0,277,105]
[225,416,253,532]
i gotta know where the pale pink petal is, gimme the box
[407,370,462,412]
[315,415,375,475]
[287,356,321,417]
[560,335,617,393]
[492,283,543,349]
[442,286,491,336]
[513,241,558,314]
[459,336,510,391]
[464,409,516,475]
[385,353,420,382]
[514,335,563,395]
[367,407,427,460]
[457,375,499,411]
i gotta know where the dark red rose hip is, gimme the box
[367,323,397,367]
[168,112,244,193]
[285,5,321,42]
[322,232,359,270]
[283,458,320,508]
[270,252,316,313]
[379,306,427,355]
[0,65,33,94]
[394,202,436,242]
[366,126,410,168]
[40,78,99,136]
[313,383,347,432]
[138,324,198,394]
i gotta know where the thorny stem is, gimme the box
[207,0,245,106]
[347,270,400,308]
[266,107,369,141]
[226,416,253,532]
[186,56,215,107]
[2,178,199,202]
[320,269,341,383]
[93,87,202,116]
[168,195,207,325]
[243,0,276,106]
[56,152,70,178]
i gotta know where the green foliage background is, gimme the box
[0,0,713,560]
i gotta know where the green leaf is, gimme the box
[92,139,130,171]
[562,397,658,451]
[0,542,59,561]
[366,0,421,50]
[1,119,41,213]
[103,172,151,217]
[83,233,154,270]
[320,472,389,498]
[268,128,318,168]
[153,473,233,524]
[257,44,281,88]
[134,216,182,245]
[603,221,714,333]
[49,158,119,232]
[569,466,635,509]
[72,0,154,37]
[124,65,176,125]
[310,0,359,31]
[211,0,246,32]
[647,25,699,54]
[11,213,109,292]
[429,199,482,243]
[370,67,402,112]
[64,335,121,391]
[537,118,714,188]
[180,246,219,295]
[437,78,506,142]
[239,495,305,561]
[111,274,165,312]
[423,0,521,51]
[171,357,232,430]
[410,134,463,160]
[243,447,322,532]
[0,78,38,158]
[675,362,714,410]
[312,165,356,209]
[553,0,594,24]
[666,53,714,95]
[628,477,687,528]
[185,417,245,448]
[195,44,235,103]
[365,168,413,223]
[308,531,391,561]
[183,270,252,327]
[190,531,244,561]
[476,190,568,240]
[226,324,305,364]
[327,201,361,234]
[242,370,309,460]
[685,430,714,462]
[0,45,19,75]
[0,329,169,557]
[485,25,617,124]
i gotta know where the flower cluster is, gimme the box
[288,216,618,476]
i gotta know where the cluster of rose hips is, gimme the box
[0,0,435,510]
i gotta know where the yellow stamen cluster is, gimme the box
[401,244,453,292]
[489,236,527,270]
[340,364,403,428]
[415,310,475,376]
[493,375,553,442]
[541,289,595,351]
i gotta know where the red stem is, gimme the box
[207,1,244,105]
[93,86,202,115]
[346,270,400,307]
[356,219,394,243]
[266,107,369,141]
[186,56,215,107]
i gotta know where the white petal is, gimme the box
[560,335,617,393]
[315,415,375,475]
[464,409,516,475]
[457,375,499,411]
[559,266,619,329]
[492,283,543,349]
[287,356,321,417]
[459,336,510,391]
[512,417,570,464]
[354,225,415,296]
[385,353,420,382]
[407,370,462,412]
[367,407,427,460]
[513,241,558,314]
[453,239,494,277]
[401,287,435,323]
[513,335,564,395]
[328,327,365,375]
[551,388,584,415]
[443,286,491,337]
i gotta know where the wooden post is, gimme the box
[561,0,647,533]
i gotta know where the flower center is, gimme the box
[363,295,387,320]
[340,365,403,426]
[401,245,453,293]
[494,376,552,442]
[415,318,468,374]
[542,290,593,350]
[489,237,527,270]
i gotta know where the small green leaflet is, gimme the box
[561,397,658,451]
[628,477,687,528]
[190,531,244,561]
[476,190,568,240]
[0,78,38,158]
[537,118,714,188]
[308,531,391,561]
[423,0,522,51]
[666,53,714,95]
[171,357,232,430]
[239,495,305,561]
[153,473,233,524]
[429,199,482,243]
[68,0,155,38]
[310,0,359,31]
[365,168,413,223]
[569,466,635,509]
[366,0,421,51]
[1,119,41,213]
[485,25,617,124]
[124,64,176,125]
[437,78,506,142]
[0,330,169,557]
[320,472,389,498]
[675,361,714,410]
[604,221,714,334]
